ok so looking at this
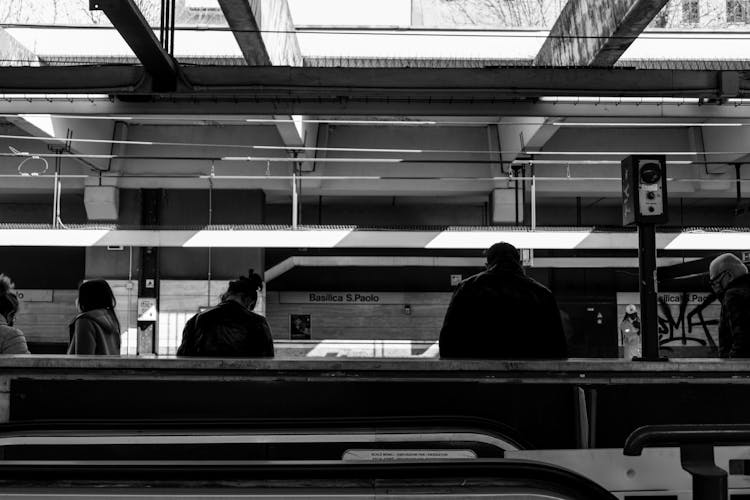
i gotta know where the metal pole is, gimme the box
[55,163,62,227]
[51,166,59,228]
[530,171,536,266]
[638,223,661,361]
[291,168,298,229]
[531,173,536,230]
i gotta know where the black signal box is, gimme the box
[622,155,668,225]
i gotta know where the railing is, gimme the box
[0,458,617,499]
[624,424,750,500]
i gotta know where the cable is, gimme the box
[3,23,750,40]
[5,131,747,156]
[0,172,747,183]
[3,132,750,157]
[0,151,736,167]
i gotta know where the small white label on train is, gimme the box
[342,449,477,461]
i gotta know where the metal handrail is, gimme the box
[0,458,618,499]
[624,424,750,456]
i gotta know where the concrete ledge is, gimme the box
[0,355,748,378]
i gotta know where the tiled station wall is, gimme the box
[264,291,451,341]
[16,281,137,354]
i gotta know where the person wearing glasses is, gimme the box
[439,242,567,359]
[709,253,750,358]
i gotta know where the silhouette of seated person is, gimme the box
[0,274,30,354]
[178,270,274,357]
[439,242,567,359]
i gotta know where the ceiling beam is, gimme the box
[273,114,305,147]
[0,66,745,100]
[184,66,738,98]
[89,0,179,91]
[266,255,697,282]
[534,0,669,67]
[217,0,301,66]
[0,28,39,67]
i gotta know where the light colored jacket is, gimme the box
[0,316,30,354]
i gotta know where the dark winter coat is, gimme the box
[177,300,274,357]
[0,316,29,354]
[68,308,121,355]
[718,274,750,358]
[439,262,568,359]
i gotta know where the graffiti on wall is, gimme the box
[616,292,720,350]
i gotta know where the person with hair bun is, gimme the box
[0,274,30,354]
[178,269,274,357]
[68,279,121,355]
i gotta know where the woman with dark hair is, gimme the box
[0,274,30,354]
[178,270,274,357]
[68,279,121,355]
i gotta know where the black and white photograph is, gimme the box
[0,0,749,497]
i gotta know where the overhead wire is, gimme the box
[2,22,750,40]
[0,173,746,183]
[0,133,749,157]
[0,152,718,165]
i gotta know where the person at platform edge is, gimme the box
[439,242,567,359]
[709,253,750,358]
[0,274,30,354]
[68,279,121,355]
[178,269,274,357]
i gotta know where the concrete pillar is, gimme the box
[137,189,162,355]
[491,188,523,225]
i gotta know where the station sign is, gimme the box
[137,297,158,321]
[279,292,448,305]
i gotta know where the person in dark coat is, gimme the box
[439,242,567,359]
[68,279,121,355]
[178,270,274,357]
[709,253,750,358]
[0,274,30,354]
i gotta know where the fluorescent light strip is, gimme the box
[425,230,593,250]
[524,159,693,165]
[0,174,89,179]
[183,229,355,248]
[254,145,424,154]
[0,228,746,250]
[246,118,439,125]
[553,122,742,127]
[0,229,110,246]
[198,175,383,180]
[0,94,111,100]
[539,97,701,104]
[220,156,402,163]
[1,152,115,159]
[663,232,750,250]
